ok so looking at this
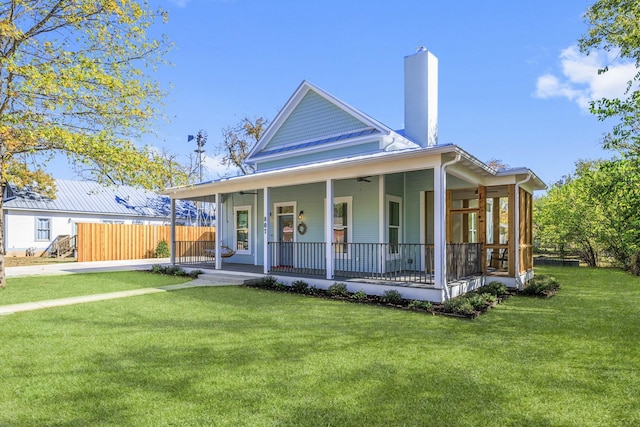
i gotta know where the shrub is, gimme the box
[481,292,497,304]
[351,289,367,301]
[307,285,322,295]
[465,294,489,311]
[188,269,204,278]
[381,289,403,305]
[442,297,475,315]
[408,300,433,310]
[291,280,309,294]
[523,275,560,297]
[154,239,170,258]
[328,282,349,297]
[149,264,191,277]
[258,276,279,288]
[477,281,508,296]
[274,282,288,291]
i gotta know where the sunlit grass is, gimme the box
[0,266,638,426]
[0,271,191,305]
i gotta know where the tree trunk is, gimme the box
[0,195,6,288]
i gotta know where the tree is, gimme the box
[579,0,640,153]
[534,162,604,267]
[219,116,269,176]
[0,1,184,288]
[584,158,640,272]
[534,158,640,272]
[485,158,509,170]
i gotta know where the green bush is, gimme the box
[442,297,475,315]
[291,280,309,294]
[351,289,367,301]
[481,292,497,304]
[328,282,349,297]
[465,294,489,311]
[307,285,322,295]
[154,239,170,258]
[477,281,508,296]
[381,289,403,305]
[149,264,198,278]
[258,276,278,288]
[523,275,560,296]
[408,300,433,310]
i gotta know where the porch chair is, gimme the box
[490,248,508,270]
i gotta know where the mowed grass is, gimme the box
[1,266,639,426]
[0,271,192,305]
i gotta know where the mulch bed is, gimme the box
[244,281,515,320]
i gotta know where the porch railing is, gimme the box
[446,243,483,281]
[174,240,216,265]
[268,242,326,275]
[266,242,481,283]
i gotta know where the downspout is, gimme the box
[439,153,461,301]
[514,173,532,290]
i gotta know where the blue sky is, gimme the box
[56,0,635,188]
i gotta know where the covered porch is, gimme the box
[164,146,541,302]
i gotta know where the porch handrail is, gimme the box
[266,241,481,284]
[174,240,216,265]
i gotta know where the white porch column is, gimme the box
[254,192,259,266]
[170,198,176,265]
[433,165,446,290]
[378,174,386,274]
[263,187,271,275]
[325,179,334,280]
[214,193,222,270]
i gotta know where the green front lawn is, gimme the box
[0,271,191,305]
[1,266,638,426]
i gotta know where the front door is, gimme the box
[276,204,295,266]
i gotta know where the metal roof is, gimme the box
[5,179,200,219]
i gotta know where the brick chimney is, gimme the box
[404,47,438,147]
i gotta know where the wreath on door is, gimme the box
[297,222,307,235]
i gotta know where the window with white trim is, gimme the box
[35,217,51,241]
[387,196,402,255]
[234,206,251,254]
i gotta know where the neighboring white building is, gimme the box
[3,179,202,257]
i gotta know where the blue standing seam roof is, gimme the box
[251,128,379,158]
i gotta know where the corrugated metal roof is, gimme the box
[5,179,200,219]
[252,128,380,158]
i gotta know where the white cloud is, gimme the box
[535,45,637,110]
[202,153,237,179]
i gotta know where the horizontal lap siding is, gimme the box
[77,223,215,262]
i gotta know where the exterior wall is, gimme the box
[404,169,435,244]
[4,209,166,256]
[264,90,370,151]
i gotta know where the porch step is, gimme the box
[191,273,263,286]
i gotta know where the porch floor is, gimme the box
[178,261,484,291]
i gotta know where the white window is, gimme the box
[35,217,51,241]
[387,195,402,256]
[332,196,352,257]
[234,206,251,254]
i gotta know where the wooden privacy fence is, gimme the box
[76,223,215,262]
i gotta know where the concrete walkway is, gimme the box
[2,259,264,316]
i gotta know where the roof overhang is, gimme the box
[163,144,547,200]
